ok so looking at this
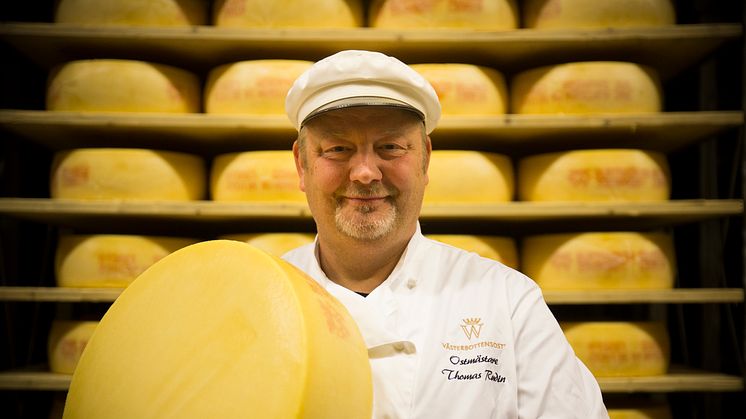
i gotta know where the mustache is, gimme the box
[335,183,398,200]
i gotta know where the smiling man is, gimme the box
[283,50,608,418]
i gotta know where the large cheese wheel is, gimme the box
[608,405,672,419]
[370,0,517,30]
[47,60,200,113]
[211,151,304,202]
[205,60,313,115]
[48,320,98,374]
[222,233,315,256]
[518,149,670,202]
[213,0,363,28]
[51,148,206,201]
[523,0,675,29]
[55,0,207,26]
[410,64,508,116]
[427,235,518,268]
[425,151,514,204]
[63,240,372,419]
[562,322,670,377]
[511,62,662,114]
[522,232,675,290]
[55,235,198,288]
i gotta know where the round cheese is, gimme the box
[48,320,98,374]
[213,0,363,28]
[51,148,206,201]
[511,62,662,114]
[608,405,672,419]
[55,235,198,288]
[561,322,670,377]
[55,0,207,26]
[410,64,508,116]
[370,0,518,30]
[427,235,518,268]
[211,151,304,202]
[63,240,372,419]
[47,59,200,113]
[205,60,313,115]
[425,151,514,204]
[522,232,675,290]
[518,149,670,202]
[523,0,675,29]
[221,233,315,256]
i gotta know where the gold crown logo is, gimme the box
[462,318,482,326]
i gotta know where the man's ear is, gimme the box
[292,140,306,192]
[424,135,432,185]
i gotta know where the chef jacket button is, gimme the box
[406,278,417,289]
[393,342,405,352]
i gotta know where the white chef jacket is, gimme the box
[282,224,608,419]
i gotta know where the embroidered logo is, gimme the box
[460,318,483,340]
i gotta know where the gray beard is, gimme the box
[334,201,397,241]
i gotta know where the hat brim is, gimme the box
[301,96,425,127]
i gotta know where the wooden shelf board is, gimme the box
[0,287,123,302]
[0,372,71,391]
[0,110,741,155]
[0,23,741,78]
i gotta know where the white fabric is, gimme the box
[282,224,608,419]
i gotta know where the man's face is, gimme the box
[293,107,431,242]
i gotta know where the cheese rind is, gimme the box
[425,151,514,203]
[522,232,675,290]
[211,151,305,202]
[213,0,363,28]
[48,321,98,374]
[523,0,676,29]
[55,0,207,26]
[63,240,372,419]
[221,233,315,256]
[47,59,200,113]
[562,322,670,377]
[370,0,518,30]
[51,148,206,201]
[518,149,670,202]
[427,235,518,268]
[55,235,198,288]
[511,62,662,114]
[410,64,508,116]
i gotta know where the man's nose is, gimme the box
[349,152,383,184]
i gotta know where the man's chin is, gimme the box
[335,212,396,242]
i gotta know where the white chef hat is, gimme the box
[285,50,441,134]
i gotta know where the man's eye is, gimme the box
[379,144,407,155]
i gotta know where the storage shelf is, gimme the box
[0,110,741,155]
[0,372,71,391]
[0,287,123,303]
[0,23,740,78]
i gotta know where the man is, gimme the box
[283,50,608,418]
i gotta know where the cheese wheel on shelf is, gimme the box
[522,232,675,290]
[211,151,305,202]
[63,240,372,419]
[518,149,670,202]
[427,235,518,268]
[55,0,207,26]
[425,151,514,204]
[511,62,662,114]
[221,233,315,257]
[523,0,675,29]
[47,59,200,113]
[55,235,199,288]
[410,64,508,116]
[370,0,518,30]
[561,322,670,377]
[51,148,206,201]
[205,60,313,115]
[48,320,98,374]
[607,405,672,419]
[213,0,363,28]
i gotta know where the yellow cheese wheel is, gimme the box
[222,233,315,256]
[523,0,675,29]
[205,60,313,115]
[511,62,662,114]
[427,235,518,268]
[55,235,198,288]
[522,232,675,290]
[55,0,207,26]
[51,148,206,201]
[63,240,372,419]
[47,59,200,113]
[425,151,514,203]
[211,151,304,202]
[213,0,363,28]
[562,322,670,377]
[48,320,98,374]
[518,149,670,202]
[370,0,518,30]
[608,405,672,419]
[410,64,508,116]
